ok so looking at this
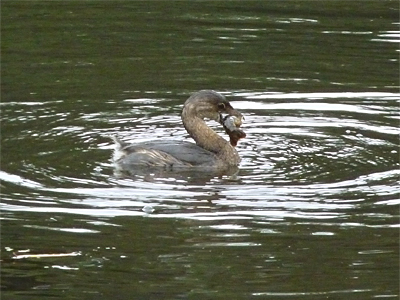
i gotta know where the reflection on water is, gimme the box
[2,91,399,298]
[2,91,398,215]
[1,1,399,299]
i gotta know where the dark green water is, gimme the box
[1,1,399,299]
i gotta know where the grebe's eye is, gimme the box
[218,103,226,110]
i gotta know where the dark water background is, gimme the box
[1,1,399,299]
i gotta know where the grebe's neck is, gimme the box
[181,106,239,165]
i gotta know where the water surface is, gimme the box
[1,1,399,299]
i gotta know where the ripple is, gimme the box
[1,92,398,227]
[232,91,400,100]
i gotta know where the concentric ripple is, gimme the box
[1,92,399,225]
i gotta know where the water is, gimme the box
[1,1,399,299]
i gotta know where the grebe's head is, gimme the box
[183,90,243,122]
